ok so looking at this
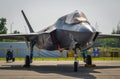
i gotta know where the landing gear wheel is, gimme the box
[85,55,96,67]
[6,58,9,63]
[74,61,78,72]
[86,55,92,65]
[23,55,30,67]
[12,58,15,62]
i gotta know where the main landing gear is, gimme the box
[23,55,30,67]
[85,55,96,67]
[23,40,36,67]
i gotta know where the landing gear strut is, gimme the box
[74,44,80,72]
[24,40,36,67]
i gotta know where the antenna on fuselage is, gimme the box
[21,10,34,33]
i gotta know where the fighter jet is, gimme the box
[0,10,120,71]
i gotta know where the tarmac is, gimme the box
[0,60,120,79]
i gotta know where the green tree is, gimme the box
[116,23,120,34]
[112,21,120,34]
[112,28,116,34]
[13,30,20,34]
[0,18,7,34]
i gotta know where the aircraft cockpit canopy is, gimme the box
[65,11,88,24]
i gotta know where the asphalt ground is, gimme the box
[0,60,120,79]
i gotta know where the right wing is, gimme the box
[98,33,120,38]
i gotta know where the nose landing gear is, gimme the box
[73,44,80,72]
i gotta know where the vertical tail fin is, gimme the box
[21,10,34,33]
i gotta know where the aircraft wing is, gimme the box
[0,32,48,41]
[98,33,120,38]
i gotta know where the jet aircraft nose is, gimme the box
[56,10,97,32]
[65,10,95,32]
[79,22,94,32]
[74,11,96,32]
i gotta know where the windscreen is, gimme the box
[65,11,87,24]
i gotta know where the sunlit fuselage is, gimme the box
[35,11,99,50]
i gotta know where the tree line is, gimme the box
[0,18,20,34]
[0,18,20,42]
[95,22,120,47]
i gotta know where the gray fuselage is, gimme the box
[35,11,99,50]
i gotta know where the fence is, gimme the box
[0,48,62,58]
[0,42,120,59]
[0,42,61,58]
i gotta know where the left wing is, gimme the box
[0,32,48,41]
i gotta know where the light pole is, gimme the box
[10,22,14,34]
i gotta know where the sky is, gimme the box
[0,0,120,34]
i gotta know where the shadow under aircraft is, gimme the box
[0,62,120,79]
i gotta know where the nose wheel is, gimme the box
[73,44,80,72]
[74,60,79,72]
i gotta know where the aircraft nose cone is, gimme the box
[79,23,95,32]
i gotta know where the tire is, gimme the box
[12,58,15,62]
[6,57,9,62]
[86,55,92,65]
[74,61,78,72]
[24,55,30,67]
